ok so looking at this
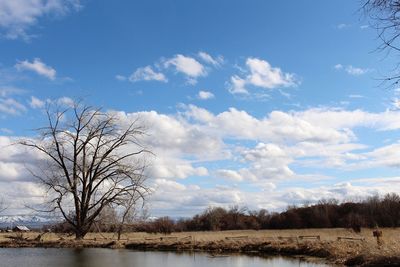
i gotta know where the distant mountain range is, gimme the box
[0,215,58,229]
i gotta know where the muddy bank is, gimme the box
[0,237,398,266]
[124,239,400,266]
[0,239,119,249]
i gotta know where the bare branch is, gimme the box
[363,0,400,86]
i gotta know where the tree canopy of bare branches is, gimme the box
[363,0,400,85]
[20,103,150,239]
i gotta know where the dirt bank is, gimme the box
[0,228,399,266]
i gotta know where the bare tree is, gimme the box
[96,198,145,240]
[363,0,400,85]
[115,196,138,240]
[20,103,150,239]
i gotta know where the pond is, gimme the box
[0,248,331,267]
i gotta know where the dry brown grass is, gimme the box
[1,227,399,246]
[0,228,399,265]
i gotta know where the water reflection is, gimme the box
[0,248,330,267]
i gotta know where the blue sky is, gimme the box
[1,0,400,217]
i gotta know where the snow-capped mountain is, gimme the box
[0,215,57,229]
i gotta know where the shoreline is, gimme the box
[0,238,398,266]
[0,228,399,266]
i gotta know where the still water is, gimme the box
[0,248,330,267]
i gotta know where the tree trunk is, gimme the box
[75,228,86,240]
[117,224,122,241]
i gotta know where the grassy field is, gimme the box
[0,228,399,265]
[0,227,396,244]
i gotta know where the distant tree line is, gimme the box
[136,193,400,233]
[49,193,400,234]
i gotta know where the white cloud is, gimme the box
[164,54,206,84]
[229,57,298,95]
[334,64,343,70]
[129,66,167,83]
[29,96,45,109]
[0,98,26,115]
[149,179,248,216]
[115,74,127,81]
[15,58,56,80]
[345,65,369,76]
[0,0,82,40]
[392,98,400,110]
[197,90,214,100]
[229,75,248,95]
[184,105,400,143]
[360,143,400,169]
[110,108,227,182]
[295,108,400,131]
[186,106,353,144]
[216,169,244,182]
[148,175,400,216]
[0,86,25,97]
[197,51,223,67]
[181,105,400,178]
[348,94,364,99]
[4,105,400,216]
[334,64,370,76]
[113,109,225,159]
[336,23,350,29]
[239,143,294,181]
[246,58,298,89]
[56,96,74,107]
[149,157,209,179]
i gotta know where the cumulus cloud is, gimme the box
[149,180,247,216]
[29,96,45,109]
[0,86,25,97]
[164,54,206,84]
[149,157,209,179]
[15,58,56,80]
[180,105,400,182]
[359,143,400,169]
[197,90,215,100]
[0,0,82,40]
[118,52,224,86]
[3,105,400,216]
[197,51,223,67]
[112,109,226,159]
[392,98,400,110]
[246,58,298,89]
[0,136,40,180]
[183,105,353,144]
[0,98,26,115]
[27,96,75,110]
[109,109,227,182]
[56,96,74,107]
[129,66,167,83]
[148,176,400,216]
[229,75,248,94]
[229,57,298,95]
[216,169,244,182]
